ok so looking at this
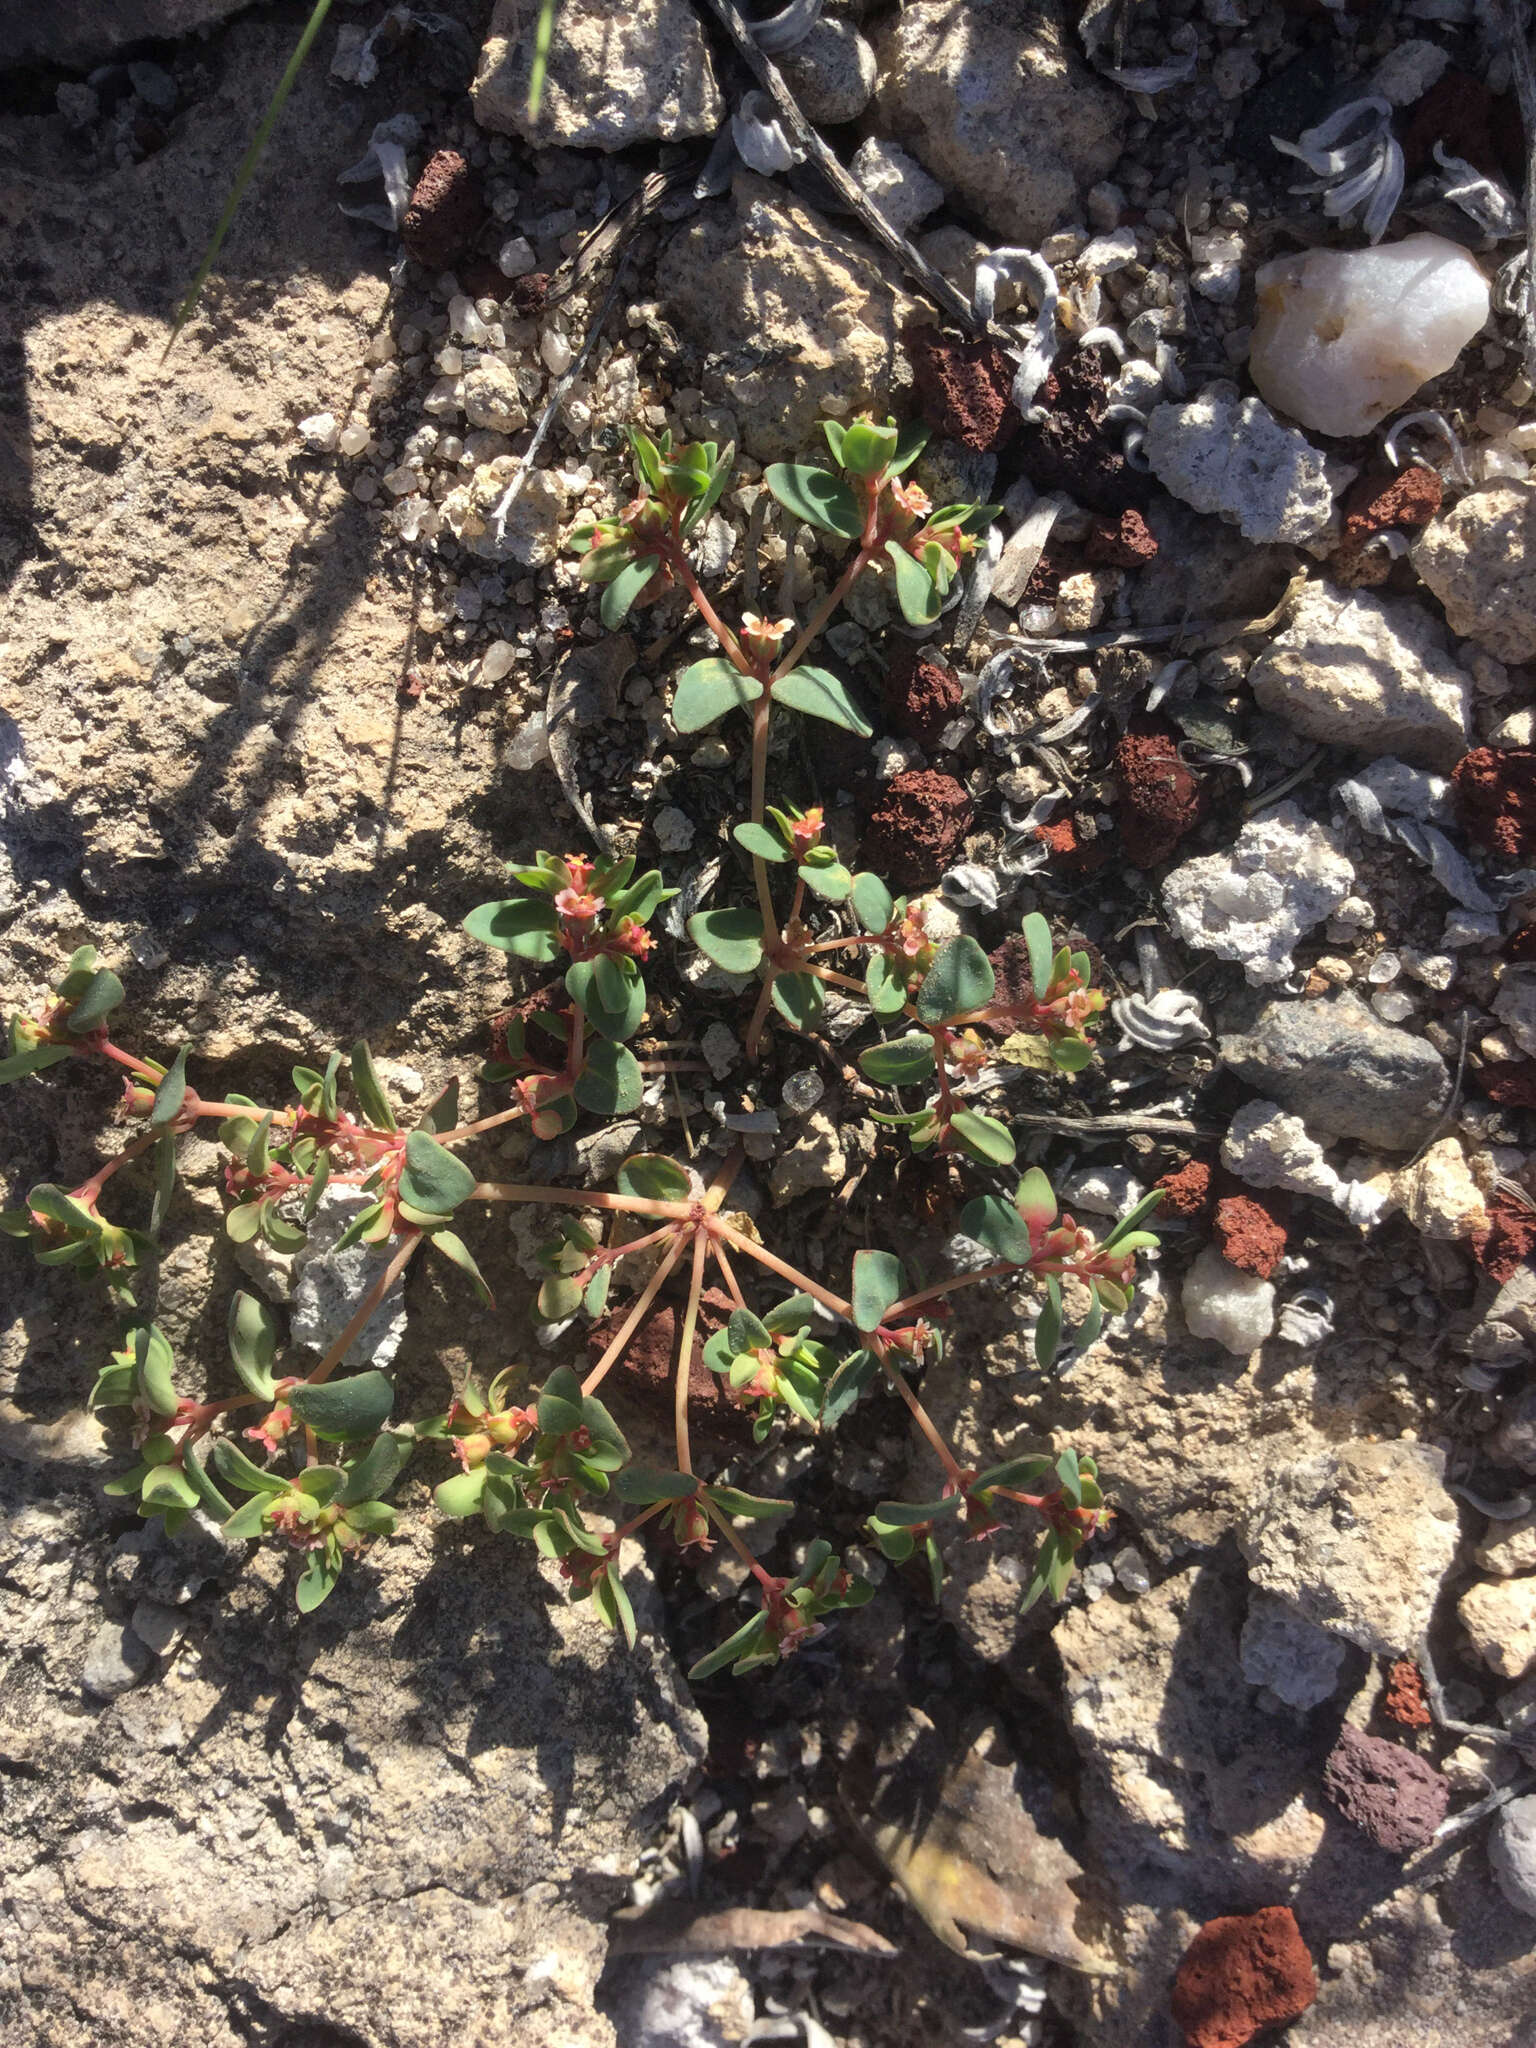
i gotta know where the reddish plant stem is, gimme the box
[744,975,776,1062]
[473,1182,695,1219]
[717,1222,850,1322]
[700,1489,778,1594]
[581,1233,688,1397]
[96,1040,166,1084]
[871,1337,966,1486]
[704,1142,745,1208]
[748,694,779,942]
[775,541,878,678]
[74,1130,161,1204]
[674,1233,709,1476]
[803,963,869,999]
[671,545,750,674]
[305,1231,422,1387]
[710,1239,748,1309]
[436,1102,530,1143]
[888,1263,1017,1317]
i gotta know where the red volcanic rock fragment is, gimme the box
[1155,1159,1213,1222]
[1012,344,1143,516]
[1471,1190,1536,1284]
[1212,1193,1288,1279]
[1170,1905,1317,2048]
[860,770,974,891]
[1340,465,1442,550]
[1034,809,1110,872]
[904,324,1020,452]
[1382,1659,1432,1729]
[883,642,964,750]
[1113,721,1206,867]
[402,148,486,271]
[1323,1724,1450,1853]
[1480,1060,1536,1110]
[1455,747,1536,863]
[1085,507,1159,567]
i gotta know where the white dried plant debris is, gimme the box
[1220,1100,1390,1227]
[972,248,1061,413]
[1101,24,1199,94]
[1272,97,1404,244]
[1111,988,1209,1052]
[1162,802,1354,987]
[732,90,801,175]
[336,113,421,233]
[1276,1288,1336,1348]
[1432,142,1524,240]
[749,0,822,52]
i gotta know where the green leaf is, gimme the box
[705,1485,792,1520]
[821,1347,877,1427]
[302,1149,331,1222]
[565,956,645,1041]
[1074,1286,1105,1352]
[1034,1276,1063,1370]
[1021,913,1055,1001]
[228,1290,281,1400]
[593,1569,637,1648]
[763,1293,815,1333]
[261,1208,308,1254]
[349,1040,397,1132]
[836,417,898,478]
[601,553,660,630]
[1056,1445,1082,1504]
[606,868,673,922]
[295,1549,342,1613]
[573,1040,643,1117]
[949,1108,1015,1166]
[222,1494,271,1540]
[1101,1187,1166,1251]
[865,952,909,1019]
[672,659,764,734]
[415,1079,460,1136]
[915,937,995,1025]
[852,1249,904,1335]
[537,1365,585,1437]
[772,665,872,736]
[798,859,851,904]
[398,1130,477,1216]
[688,1610,772,1682]
[687,908,764,976]
[142,1463,200,1514]
[0,1044,72,1085]
[432,1229,495,1307]
[959,1194,1033,1263]
[339,1431,413,1506]
[972,1453,1053,1493]
[850,872,893,933]
[1015,1167,1057,1231]
[342,1499,396,1537]
[770,971,825,1031]
[290,1371,395,1443]
[872,1495,963,1529]
[583,1265,612,1316]
[182,1449,233,1521]
[150,1132,177,1238]
[763,463,860,538]
[332,1200,387,1252]
[248,1110,272,1182]
[212,1438,289,1495]
[727,1307,773,1355]
[615,1154,691,1201]
[888,420,929,475]
[134,1325,179,1418]
[1050,1036,1095,1074]
[733,821,790,863]
[858,1033,936,1087]
[616,1467,698,1503]
[435,1467,489,1518]
[462,894,561,960]
[884,540,942,626]
[150,1046,189,1129]
[65,969,124,1034]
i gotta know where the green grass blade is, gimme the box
[163,0,335,357]
[528,0,558,118]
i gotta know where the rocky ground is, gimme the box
[3,1,1536,2045]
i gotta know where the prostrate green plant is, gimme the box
[1,411,1164,1677]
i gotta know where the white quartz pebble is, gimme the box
[1249,234,1491,438]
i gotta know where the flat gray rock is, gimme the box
[1220,992,1450,1152]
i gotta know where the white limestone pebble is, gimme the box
[1248,234,1492,439]
[1161,801,1354,987]
[1182,1244,1276,1354]
[1142,385,1334,544]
